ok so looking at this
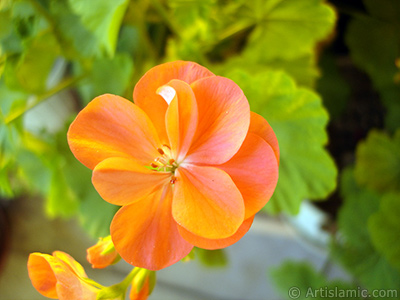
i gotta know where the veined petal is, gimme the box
[133,61,214,144]
[52,251,88,278]
[185,76,250,165]
[173,165,245,239]
[92,157,170,206]
[28,253,58,299]
[219,133,279,219]
[178,217,254,250]
[250,112,280,163]
[110,186,193,271]
[68,94,161,170]
[164,79,198,161]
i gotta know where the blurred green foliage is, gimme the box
[0,0,399,286]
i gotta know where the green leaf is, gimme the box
[219,54,320,87]
[68,0,130,57]
[46,164,79,218]
[75,53,134,104]
[270,261,362,300]
[243,0,336,61]
[332,168,400,292]
[195,248,228,268]
[79,185,118,239]
[368,192,400,273]
[49,0,99,58]
[8,30,60,93]
[345,2,400,130]
[224,69,337,214]
[354,129,400,193]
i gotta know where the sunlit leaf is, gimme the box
[242,0,336,61]
[354,129,400,193]
[333,168,400,292]
[368,193,400,273]
[224,69,337,214]
[218,54,320,87]
[68,0,130,56]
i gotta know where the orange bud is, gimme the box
[28,251,99,300]
[87,236,120,269]
[130,269,156,300]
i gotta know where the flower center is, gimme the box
[150,145,178,184]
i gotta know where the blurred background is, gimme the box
[0,0,399,299]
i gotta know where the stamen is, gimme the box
[157,148,165,155]
[169,159,175,165]
[150,162,159,168]
[170,176,177,184]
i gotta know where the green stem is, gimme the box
[120,267,142,289]
[81,277,105,290]
[4,74,84,125]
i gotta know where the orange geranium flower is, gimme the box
[28,251,99,300]
[68,61,279,270]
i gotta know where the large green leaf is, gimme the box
[333,168,400,292]
[218,54,320,88]
[345,0,400,130]
[68,0,130,56]
[354,129,400,193]
[368,192,400,273]
[224,69,337,214]
[79,184,118,239]
[75,53,134,104]
[4,30,60,93]
[242,0,336,61]
[271,261,362,300]
[49,0,99,58]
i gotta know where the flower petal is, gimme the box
[133,61,214,144]
[52,251,88,278]
[92,157,170,206]
[219,133,279,219]
[28,253,58,299]
[250,112,280,163]
[68,94,161,170]
[110,185,193,271]
[178,217,254,250]
[173,165,245,239]
[164,79,198,161]
[27,252,98,300]
[185,76,250,165]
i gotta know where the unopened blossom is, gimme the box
[129,269,156,300]
[27,251,99,300]
[68,61,279,270]
[87,236,120,269]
